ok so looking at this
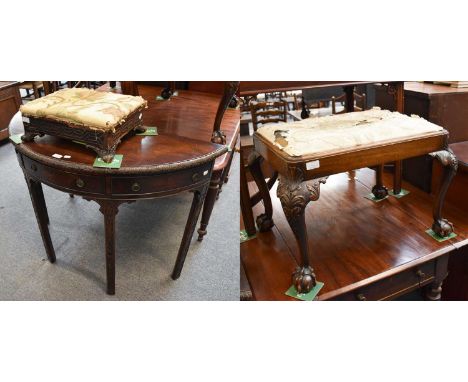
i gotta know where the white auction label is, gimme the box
[22,116,30,124]
[306,160,320,170]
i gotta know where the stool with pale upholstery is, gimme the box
[20,88,147,162]
[251,108,458,294]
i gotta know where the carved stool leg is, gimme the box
[277,173,327,294]
[240,154,256,236]
[372,164,388,199]
[426,255,449,301]
[197,171,222,242]
[25,177,55,262]
[431,150,458,237]
[98,200,120,295]
[172,184,209,280]
[248,153,274,232]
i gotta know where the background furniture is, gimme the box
[375,81,468,193]
[0,82,21,141]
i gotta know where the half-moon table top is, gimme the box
[9,84,238,175]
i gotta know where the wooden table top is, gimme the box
[101,83,240,172]
[403,81,468,96]
[0,81,19,91]
[239,81,397,96]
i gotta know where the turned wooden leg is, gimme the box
[197,172,222,242]
[240,153,256,236]
[426,255,449,301]
[431,150,458,237]
[248,153,274,232]
[372,164,388,199]
[172,184,209,280]
[277,172,327,294]
[97,200,120,295]
[393,160,403,195]
[24,176,55,262]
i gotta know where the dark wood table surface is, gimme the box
[9,87,232,295]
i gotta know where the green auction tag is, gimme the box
[9,134,23,145]
[285,282,324,301]
[425,228,457,242]
[136,127,158,136]
[93,154,123,169]
[364,193,388,203]
[389,189,410,198]
[240,229,256,243]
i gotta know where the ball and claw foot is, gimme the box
[372,184,388,199]
[432,218,454,238]
[161,88,173,100]
[256,213,274,232]
[292,266,317,294]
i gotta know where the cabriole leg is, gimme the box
[277,172,327,294]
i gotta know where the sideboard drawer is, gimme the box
[332,260,436,301]
[22,156,106,195]
[111,164,212,195]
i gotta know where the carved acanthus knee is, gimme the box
[277,173,327,221]
[277,170,327,294]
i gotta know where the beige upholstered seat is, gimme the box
[20,88,147,132]
[256,108,444,157]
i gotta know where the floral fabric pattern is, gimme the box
[20,88,147,132]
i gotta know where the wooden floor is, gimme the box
[241,167,468,300]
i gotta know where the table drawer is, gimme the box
[22,156,106,194]
[332,260,436,301]
[111,163,212,195]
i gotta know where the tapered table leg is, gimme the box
[197,172,221,242]
[98,200,120,295]
[35,182,50,225]
[431,149,458,237]
[173,184,209,280]
[277,171,327,294]
[25,176,55,262]
[249,153,274,231]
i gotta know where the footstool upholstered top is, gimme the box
[256,108,444,158]
[20,88,147,132]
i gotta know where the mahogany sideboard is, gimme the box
[0,82,21,141]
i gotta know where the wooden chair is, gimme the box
[332,91,367,114]
[20,81,45,100]
[250,101,288,132]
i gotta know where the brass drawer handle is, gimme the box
[192,173,201,183]
[131,182,141,192]
[357,293,367,301]
[75,178,85,188]
[31,164,37,171]
[416,270,426,278]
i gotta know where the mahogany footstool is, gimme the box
[251,108,458,294]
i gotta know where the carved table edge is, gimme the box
[15,145,228,175]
